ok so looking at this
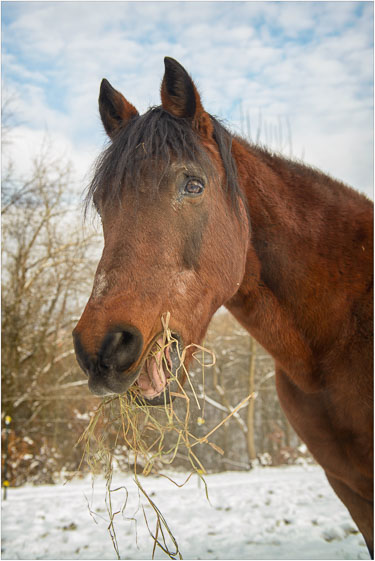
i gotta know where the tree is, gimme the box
[2,128,101,484]
[247,336,257,462]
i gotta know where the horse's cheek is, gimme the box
[202,202,249,303]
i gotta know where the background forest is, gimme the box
[1,100,313,488]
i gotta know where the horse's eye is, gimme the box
[184,179,205,196]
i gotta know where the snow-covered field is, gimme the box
[1,465,369,560]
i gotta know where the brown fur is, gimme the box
[73,58,373,555]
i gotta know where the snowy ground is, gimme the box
[1,465,370,560]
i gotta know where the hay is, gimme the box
[76,313,254,559]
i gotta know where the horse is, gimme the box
[73,57,373,555]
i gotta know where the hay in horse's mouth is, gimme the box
[135,335,181,401]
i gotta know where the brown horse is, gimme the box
[73,58,373,555]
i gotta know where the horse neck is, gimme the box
[226,137,373,391]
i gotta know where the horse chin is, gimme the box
[133,386,174,407]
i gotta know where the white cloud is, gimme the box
[2,125,98,199]
[2,1,373,199]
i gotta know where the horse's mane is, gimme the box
[85,106,242,214]
[236,135,371,205]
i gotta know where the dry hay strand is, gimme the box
[76,312,254,559]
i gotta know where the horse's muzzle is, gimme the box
[73,326,183,403]
[72,325,144,396]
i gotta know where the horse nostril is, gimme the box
[99,325,144,373]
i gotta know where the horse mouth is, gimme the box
[133,333,182,405]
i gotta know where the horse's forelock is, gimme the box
[85,107,243,216]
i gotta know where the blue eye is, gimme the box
[184,179,205,196]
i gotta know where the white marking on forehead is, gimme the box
[174,270,197,296]
[92,272,108,300]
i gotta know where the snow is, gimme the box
[1,465,370,560]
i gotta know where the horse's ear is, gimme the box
[99,79,139,138]
[161,57,213,138]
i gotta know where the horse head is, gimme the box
[73,58,249,403]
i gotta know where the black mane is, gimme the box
[85,106,242,214]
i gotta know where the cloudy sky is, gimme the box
[2,1,374,199]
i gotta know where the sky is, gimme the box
[2,1,374,199]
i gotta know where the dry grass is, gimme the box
[76,313,254,559]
